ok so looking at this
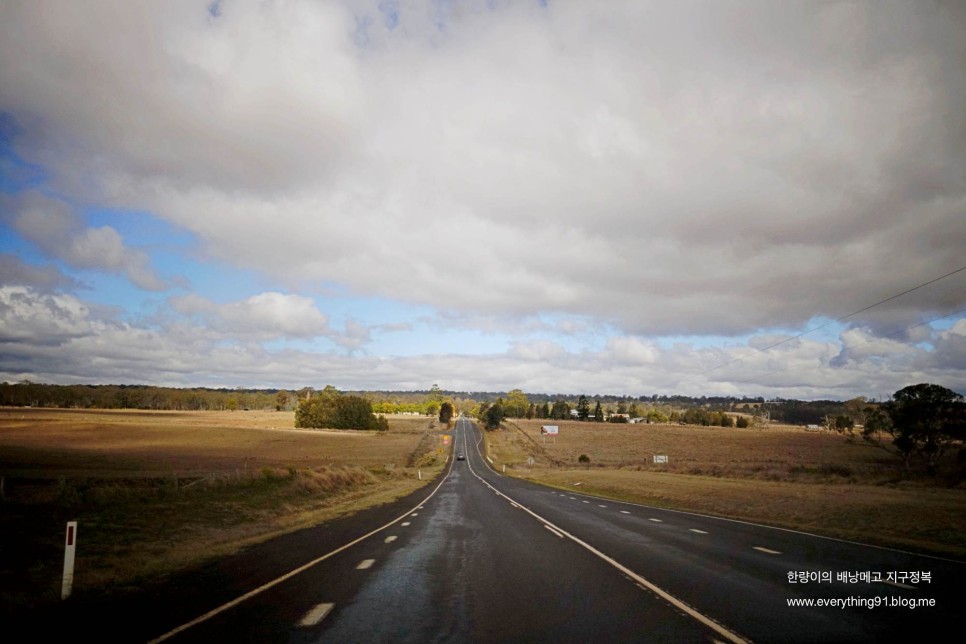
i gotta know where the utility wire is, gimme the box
[705,263,966,374]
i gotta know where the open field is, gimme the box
[0,408,447,613]
[485,419,966,558]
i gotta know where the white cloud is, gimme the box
[6,192,169,291]
[1,1,964,397]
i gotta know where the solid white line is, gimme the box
[544,524,564,539]
[511,502,520,508]
[298,602,334,627]
[385,536,397,543]
[356,559,376,570]
[753,546,781,555]
[147,436,457,644]
[462,422,748,644]
[689,529,709,534]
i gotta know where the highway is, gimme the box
[138,417,958,642]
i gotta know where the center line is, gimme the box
[356,559,376,570]
[298,602,334,627]
[753,546,781,555]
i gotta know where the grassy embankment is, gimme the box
[0,408,448,613]
[484,419,966,559]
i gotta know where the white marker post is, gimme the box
[62,521,77,600]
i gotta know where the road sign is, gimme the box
[540,425,559,435]
[654,455,668,464]
[62,521,77,600]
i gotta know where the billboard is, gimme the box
[540,425,559,435]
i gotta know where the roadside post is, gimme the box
[62,521,77,600]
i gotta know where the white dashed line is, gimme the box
[620,510,631,515]
[649,518,663,523]
[753,547,781,555]
[410,513,419,517]
[298,602,334,627]
[384,536,397,543]
[401,522,411,526]
[598,504,608,508]
[583,500,590,504]
[544,525,564,538]
[689,529,709,534]
[356,559,376,570]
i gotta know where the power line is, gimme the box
[705,264,966,374]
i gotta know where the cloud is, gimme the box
[5,192,170,291]
[0,2,964,397]
[0,254,83,291]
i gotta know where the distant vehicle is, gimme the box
[456,452,465,461]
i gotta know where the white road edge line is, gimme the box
[147,437,457,644]
[462,420,748,644]
[298,602,334,627]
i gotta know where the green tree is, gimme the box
[550,400,570,420]
[577,395,590,421]
[863,383,965,473]
[594,401,604,422]
[439,402,454,425]
[504,389,530,418]
[485,402,504,430]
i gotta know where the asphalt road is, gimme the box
[124,418,960,642]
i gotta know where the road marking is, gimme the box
[511,502,520,508]
[544,525,564,539]
[401,521,410,526]
[753,546,781,555]
[649,518,663,523]
[689,529,709,534]
[410,513,419,517]
[569,497,576,500]
[582,500,590,504]
[462,435,749,644]
[620,510,631,515]
[147,443,459,644]
[598,504,607,508]
[384,536,397,543]
[298,602,334,627]
[356,559,376,570]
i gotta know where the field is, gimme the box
[0,408,447,613]
[485,419,966,558]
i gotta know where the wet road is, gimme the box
[148,418,960,643]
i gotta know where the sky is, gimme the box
[0,0,964,400]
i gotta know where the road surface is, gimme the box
[135,418,959,642]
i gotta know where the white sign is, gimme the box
[653,455,668,464]
[62,521,77,600]
[541,425,559,435]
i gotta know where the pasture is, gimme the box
[0,408,445,612]
[485,419,966,558]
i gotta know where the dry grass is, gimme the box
[0,408,446,611]
[485,419,966,558]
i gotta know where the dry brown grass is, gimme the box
[0,408,447,610]
[485,419,966,558]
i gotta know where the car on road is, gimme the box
[456,452,465,461]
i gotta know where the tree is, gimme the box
[577,395,590,421]
[485,402,504,430]
[550,400,570,420]
[594,401,604,422]
[735,416,750,428]
[504,389,530,418]
[863,383,965,474]
[439,402,454,425]
[295,389,386,430]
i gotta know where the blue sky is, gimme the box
[1,0,964,399]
